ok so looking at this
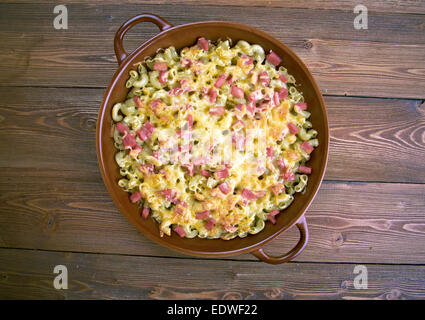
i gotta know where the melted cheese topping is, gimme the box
[112,39,318,240]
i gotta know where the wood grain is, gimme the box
[9,0,425,15]
[1,247,424,299]
[1,167,425,264]
[1,87,424,183]
[0,3,425,98]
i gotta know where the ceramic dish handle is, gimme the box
[251,216,309,264]
[114,14,173,66]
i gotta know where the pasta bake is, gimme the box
[111,38,318,240]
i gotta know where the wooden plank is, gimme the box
[1,167,425,264]
[1,87,424,183]
[9,0,425,15]
[0,247,424,299]
[0,4,425,98]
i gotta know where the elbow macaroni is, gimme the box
[111,39,318,240]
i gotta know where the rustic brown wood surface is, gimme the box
[0,1,424,299]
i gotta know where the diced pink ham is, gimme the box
[246,102,255,115]
[130,191,142,203]
[282,167,295,181]
[299,165,312,174]
[278,88,288,100]
[277,158,286,170]
[183,163,194,176]
[116,122,129,134]
[181,58,192,67]
[195,210,210,219]
[133,96,144,108]
[301,141,314,154]
[248,90,263,103]
[271,183,285,196]
[209,106,226,116]
[278,74,288,83]
[231,86,244,98]
[205,218,216,230]
[201,170,210,178]
[157,189,178,203]
[241,188,258,201]
[174,225,186,237]
[153,62,167,71]
[288,122,299,135]
[267,209,280,224]
[214,74,227,88]
[266,51,282,66]
[187,114,193,130]
[295,102,308,110]
[197,37,209,51]
[168,87,184,96]
[122,133,137,149]
[141,207,150,219]
[139,163,154,174]
[214,168,230,179]
[150,99,162,109]
[136,121,154,141]
[218,182,231,195]
[273,92,280,107]
[159,71,168,84]
[258,72,270,86]
[208,87,217,103]
[266,146,274,158]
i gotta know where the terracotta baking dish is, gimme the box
[96,13,329,264]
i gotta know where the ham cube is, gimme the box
[301,141,314,154]
[159,71,168,84]
[295,102,308,110]
[116,122,129,134]
[218,182,231,195]
[195,210,210,220]
[153,62,167,71]
[201,170,211,178]
[122,133,137,149]
[197,37,209,51]
[214,74,227,88]
[241,188,257,201]
[181,58,192,67]
[209,106,226,116]
[266,51,282,66]
[173,225,186,237]
[141,207,150,219]
[273,92,280,107]
[208,87,217,103]
[248,90,263,103]
[130,191,142,203]
[231,86,244,98]
[205,218,216,230]
[299,165,312,174]
[214,168,230,180]
[278,73,288,83]
[288,122,299,135]
[266,146,274,158]
[258,72,270,86]
[267,210,280,224]
[278,88,288,100]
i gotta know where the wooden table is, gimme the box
[1,1,425,300]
